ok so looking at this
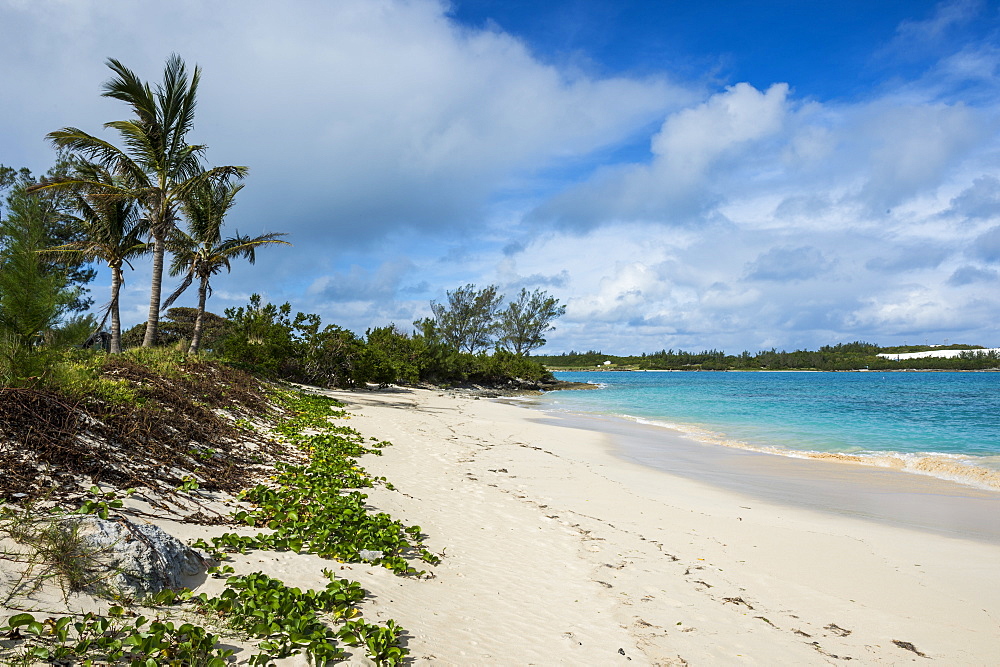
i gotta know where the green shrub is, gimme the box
[217,295,296,377]
[361,326,421,386]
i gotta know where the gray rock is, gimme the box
[70,515,210,598]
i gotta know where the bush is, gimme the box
[361,326,421,386]
[468,349,551,385]
[217,295,296,377]
[218,296,365,388]
[215,295,553,389]
[295,316,366,388]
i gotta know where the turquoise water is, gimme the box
[544,371,1000,479]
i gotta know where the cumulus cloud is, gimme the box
[650,82,789,179]
[1,0,683,244]
[855,101,989,212]
[531,82,791,226]
[846,285,985,336]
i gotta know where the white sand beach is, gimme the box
[314,386,1000,665]
[5,384,998,665]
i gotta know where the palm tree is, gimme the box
[163,178,288,354]
[41,163,149,353]
[37,54,247,347]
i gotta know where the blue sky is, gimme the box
[2,0,1000,353]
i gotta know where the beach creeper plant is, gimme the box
[0,608,232,666]
[192,571,369,664]
[74,485,130,519]
[192,390,439,574]
[0,377,420,664]
[0,567,408,665]
[139,571,407,665]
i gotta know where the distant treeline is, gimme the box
[534,342,1000,372]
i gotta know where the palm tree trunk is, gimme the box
[142,233,164,348]
[109,264,123,354]
[189,275,208,354]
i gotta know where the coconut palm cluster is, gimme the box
[32,54,287,354]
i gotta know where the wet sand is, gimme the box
[543,411,1000,543]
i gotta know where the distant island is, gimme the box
[534,342,1000,372]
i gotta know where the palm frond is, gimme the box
[159,54,201,155]
[161,272,195,312]
[45,129,139,179]
[105,120,160,172]
[216,232,291,265]
[103,58,157,125]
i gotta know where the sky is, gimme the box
[3,0,1000,354]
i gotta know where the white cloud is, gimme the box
[855,101,989,211]
[531,82,791,226]
[651,82,789,177]
[1,0,684,240]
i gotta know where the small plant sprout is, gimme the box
[74,485,124,520]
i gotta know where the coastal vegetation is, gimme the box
[0,368,421,664]
[536,341,1000,372]
[36,54,249,349]
[422,283,566,357]
[0,53,567,665]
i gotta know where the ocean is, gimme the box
[542,370,1000,491]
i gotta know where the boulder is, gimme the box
[71,515,210,598]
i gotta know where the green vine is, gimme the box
[195,391,439,575]
[0,607,231,666]
[0,389,422,665]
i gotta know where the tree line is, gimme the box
[117,281,567,389]
[535,342,1000,372]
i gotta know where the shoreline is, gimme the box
[539,377,1000,493]
[534,409,1000,544]
[549,367,1000,372]
[545,403,1000,493]
[319,386,1000,664]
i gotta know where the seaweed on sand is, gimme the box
[0,359,299,510]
